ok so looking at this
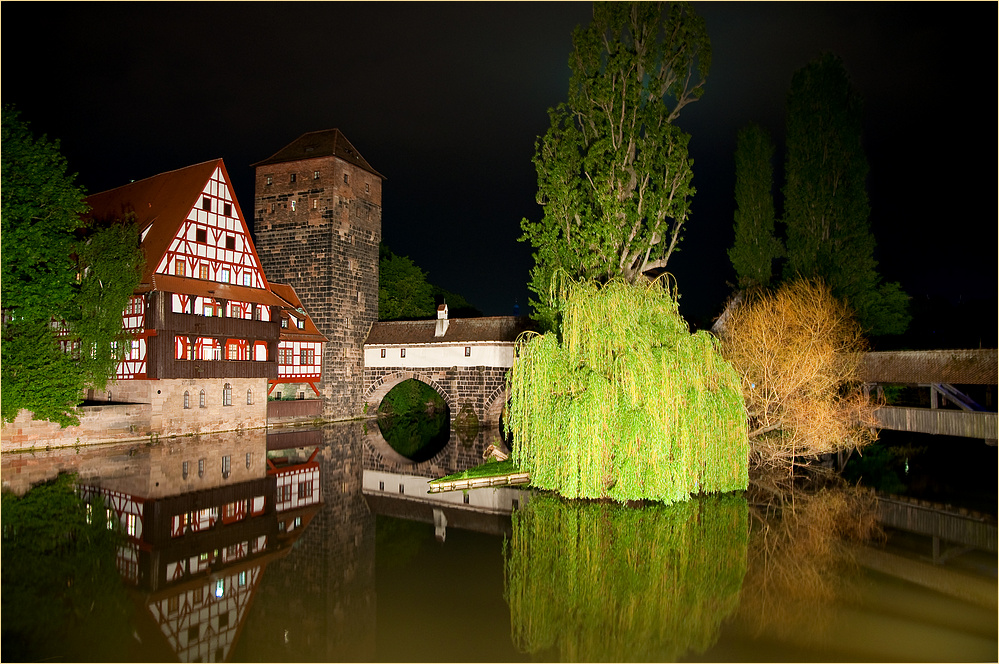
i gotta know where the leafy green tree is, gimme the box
[521,2,711,329]
[2,107,143,425]
[728,123,782,290]
[377,244,436,320]
[781,54,909,336]
[378,244,481,320]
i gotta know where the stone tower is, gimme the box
[252,130,383,419]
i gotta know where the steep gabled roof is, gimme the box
[251,129,384,179]
[83,159,254,285]
[269,282,328,343]
[365,317,534,346]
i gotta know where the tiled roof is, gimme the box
[83,160,250,285]
[365,317,534,346]
[251,129,384,179]
[269,282,328,343]
[858,349,998,385]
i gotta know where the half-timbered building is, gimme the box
[83,159,324,435]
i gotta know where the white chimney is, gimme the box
[435,303,449,337]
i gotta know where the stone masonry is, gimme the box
[362,366,509,427]
[252,130,382,421]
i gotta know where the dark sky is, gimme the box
[5,2,996,328]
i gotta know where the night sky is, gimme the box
[5,2,996,337]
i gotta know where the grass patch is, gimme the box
[432,458,522,485]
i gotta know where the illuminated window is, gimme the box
[400,348,406,358]
[465,346,471,357]
[312,198,318,209]
[290,200,296,212]
[196,228,207,243]
[215,579,224,598]
[243,272,251,286]
[126,513,137,536]
[221,268,230,283]
[184,391,190,409]
[223,383,232,406]
[223,202,232,217]
[289,173,296,183]
[313,170,320,180]
[239,571,247,586]
[200,264,209,280]
[266,175,273,186]
[175,259,185,276]
[246,389,253,405]
[227,343,238,360]
[380,348,386,358]
[202,196,211,211]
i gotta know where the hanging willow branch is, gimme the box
[505,275,748,503]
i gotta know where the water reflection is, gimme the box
[505,493,748,661]
[2,423,995,662]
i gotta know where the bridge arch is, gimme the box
[483,383,509,429]
[362,370,457,421]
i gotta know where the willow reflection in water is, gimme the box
[504,493,748,661]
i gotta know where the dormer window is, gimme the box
[281,317,288,328]
[202,196,211,211]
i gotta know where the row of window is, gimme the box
[379,347,472,358]
[277,348,316,365]
[174,259,252,286]
[182,385,252,409]
[265,171,360,186]
[200,196,233,217]
[277,480,314,502]
[182,453,253,480]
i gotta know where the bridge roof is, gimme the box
[859,349,998,385]
[365,316,533,346]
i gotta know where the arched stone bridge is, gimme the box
[362,308,532,427]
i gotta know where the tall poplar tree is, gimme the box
[728,123,782,290]
[521,2,711,329]
[781,54,908,336]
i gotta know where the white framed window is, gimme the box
[223,383,232,406]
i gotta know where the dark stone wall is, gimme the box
[253,156,381,420]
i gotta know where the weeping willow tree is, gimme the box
[504,492,748,661]
[505,276,748,502]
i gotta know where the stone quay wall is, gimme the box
[1,377,269,452]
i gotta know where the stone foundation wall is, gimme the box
[2,378,269,452]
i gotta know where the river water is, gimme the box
[2,421,995,662]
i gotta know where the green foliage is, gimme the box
[729,123,783,289]
[1,474,134,660]
[504,492,747,661]
[378,244,436,320]
[506,276,748,503]
[521,2,711,329]
[1,106,87,324]
[72,219,144,387]
[1,108,143,426]
[378,243,481,320]
[434,458,520,484]
[781,54,909,336]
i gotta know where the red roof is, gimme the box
[365,317,534,346]
[83,159,258,286]
[269,282,328,343]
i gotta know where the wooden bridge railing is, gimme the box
[874,406,997,441]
